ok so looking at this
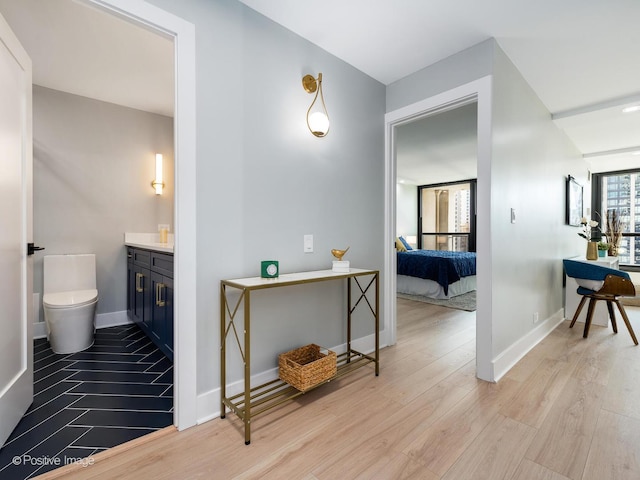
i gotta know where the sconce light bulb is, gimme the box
[155,154,163,183]
[308,111,330,137]
[153,153,164,195]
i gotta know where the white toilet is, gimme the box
[43,254,98,354]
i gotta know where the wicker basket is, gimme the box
[279,344,337,392]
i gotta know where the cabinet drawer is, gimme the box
[151,252,174,277]
[132,248,151,267]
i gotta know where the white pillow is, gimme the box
[576,278,604,291]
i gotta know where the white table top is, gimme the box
[222,268,378,290]
[568,255,619,268]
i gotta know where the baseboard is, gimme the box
[95,310,131,329]
[33,321,47,340]
[196,333,386,425]
[33,310,132,340]
[492,308,565,382]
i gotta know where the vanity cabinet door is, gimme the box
[163,277,174,361]
[133,263,152,335]
[127,249,134,321]
[127,247,152,334]
[151,271,173,362]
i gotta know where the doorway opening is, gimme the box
[0,1,196,476]
[384,76,493,381]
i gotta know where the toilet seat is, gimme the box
[43,289,98,309]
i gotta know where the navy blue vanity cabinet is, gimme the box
[127,247,173,361]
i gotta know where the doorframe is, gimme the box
[90,0,197,429]
[384,76,495,381]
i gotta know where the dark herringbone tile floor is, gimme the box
[0,324,173,479]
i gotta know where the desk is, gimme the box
[564,256,619,326]
[220,268,379,444]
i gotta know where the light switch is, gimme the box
[304,234,313,253]
[510,208,516,224]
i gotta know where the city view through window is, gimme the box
[419,181,474,252]
[598,172,640,266]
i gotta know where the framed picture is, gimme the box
[566,175,583,226]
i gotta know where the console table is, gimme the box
[564,255,620,327]
[220,268,379,444]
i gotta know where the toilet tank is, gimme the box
[43,254,96,294]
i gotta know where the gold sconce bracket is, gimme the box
[302,74,319,93]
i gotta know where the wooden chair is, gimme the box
[563,259,638,345]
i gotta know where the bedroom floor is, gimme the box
[0,324,173,480]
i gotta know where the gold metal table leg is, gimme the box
[375,272,379,376]
[244,289,251,445]
[220,283,226,418]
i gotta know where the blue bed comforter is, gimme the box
[397,249,476,295]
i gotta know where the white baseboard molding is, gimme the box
[95,310,131,329]
[196,333,387,425]
[33,321,47,340]
[33,310,132,339]
[492,309,565,382]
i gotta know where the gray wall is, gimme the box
[386,38,587,368]
[147,0,386,392]
[387,39,494,113]
[489,44,586,354]
[33,85,174,319]
[396,183,417,239]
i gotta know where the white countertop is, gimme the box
[124,232,174,253]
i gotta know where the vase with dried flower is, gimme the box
[606,209,622,256]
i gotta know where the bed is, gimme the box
[396,248,477,300]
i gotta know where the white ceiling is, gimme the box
[0,0,639,180]
[396,103,478,185]
[0,0,174,117]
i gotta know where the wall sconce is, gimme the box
[302,72,330,137]
[151,153,164,195]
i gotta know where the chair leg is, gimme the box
[583,298,598,338]
[606,301,618,333]
[614,300,639,346]
[570,296,588,328]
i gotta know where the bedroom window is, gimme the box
[417,179,476,252]
[592,169,640,267]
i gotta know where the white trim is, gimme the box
[89,0,197,431]
[33,321,46,340]
[492,309,565,381]
[474,78,494,381]
[383,76,494,381]
[95,310,131,329]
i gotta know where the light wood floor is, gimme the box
[38,298,640,480]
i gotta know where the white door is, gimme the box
[0,13,33,447]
